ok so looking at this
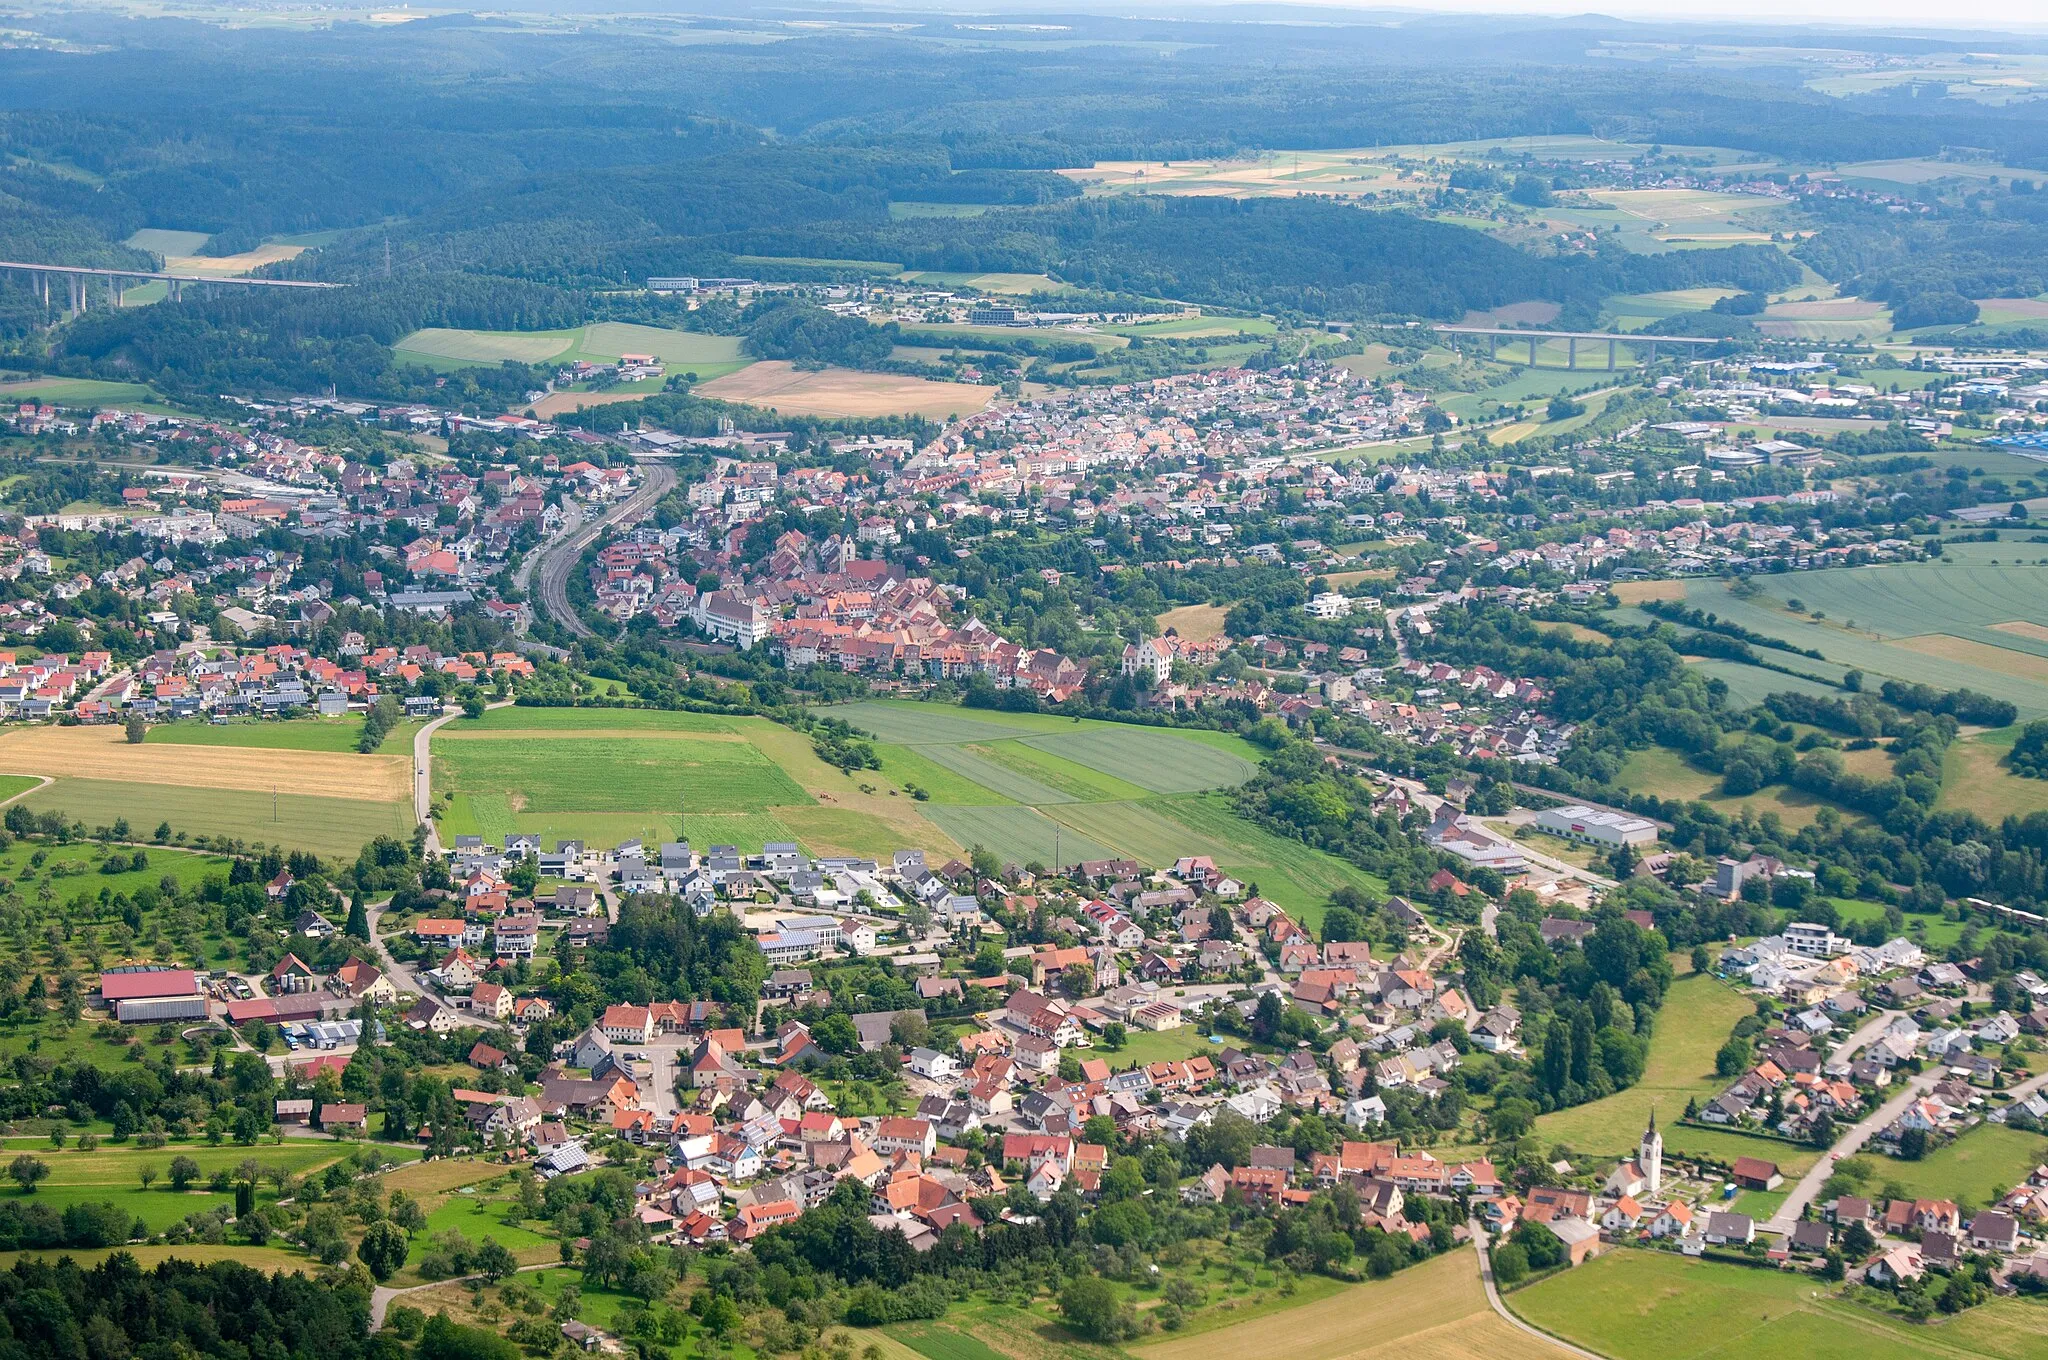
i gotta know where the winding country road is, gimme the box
[532,462,675,638]
[1468,1219,1602,1359]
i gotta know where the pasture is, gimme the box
[1858,1125,2048,1210]
[1510,1249,2047,1360]
[1534,974,1751,1155]
[696,361,995,419]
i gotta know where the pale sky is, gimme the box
[1267,0,2048,28]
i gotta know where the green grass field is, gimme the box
[0,774,41,803]
[1679,568,2048,718]
[393,323,747,375]
[1,1140,346,1232]
[19,778,411,857]
[0,377,160,407]
[1536,974,1752,1155]
[1511,1249,2048,1360]
[146,716,419,754]
[1617,746,1840,830]
[1860,1125,2048,1209]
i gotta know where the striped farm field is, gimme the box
[1681,561,2048,716]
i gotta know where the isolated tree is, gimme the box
[125,714,146,744]
[358,1220,410,1281]
[8,1155,48,1193]
[138,1165,158,1190]
[168,1154,202,1191]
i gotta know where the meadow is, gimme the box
[392,322,748,380]
[0,1138,353,1233]
[1856,1125,2048,1210]
[1534,973,1754,1157]
[1510,1249,2048,1360]
[145,715,422,754]
[432,705,955,857]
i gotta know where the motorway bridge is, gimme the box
[1432,325,1721,370]
[0,259,343,316]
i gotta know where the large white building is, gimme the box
[693,592,770,649]
[1532,804,1658,849]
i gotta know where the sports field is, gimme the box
[696,360,995,419]
[0,723,413,855]
[1511,1249,2048,1360]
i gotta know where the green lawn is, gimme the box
[409,1191,553,1266]
[0,774,41,803]
[1104,1027,1221,1072]
[1536,974,1752,1155]
[1862,1125,2048,1210]
[1511,1248,2048,1360]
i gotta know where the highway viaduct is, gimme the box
[0,259,343,317]
[1432,324,1721,370]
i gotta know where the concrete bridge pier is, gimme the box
[1566,337,1577,370]
[1608,338,1618,371]
[1527,336,1538,366]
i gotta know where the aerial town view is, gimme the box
[1,0,2048,1357]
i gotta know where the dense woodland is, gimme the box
[0,10,2042,381]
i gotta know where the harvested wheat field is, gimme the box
[525,389,660,419]
[0,725,410,801]
[1158,603,1230,644]
[164,244,308,276]
[1610,579,1688,603]
[1992,620,2048,643]
[698,361,995,419]
[1138,1250,1564,1360]
[1892,633,2048,684]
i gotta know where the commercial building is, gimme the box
[1531,804,1658,849]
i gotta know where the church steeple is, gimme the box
[1640,1106,1664,1195]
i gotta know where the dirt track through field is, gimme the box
[0,726,409,801]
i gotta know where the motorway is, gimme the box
[531,462,676,638]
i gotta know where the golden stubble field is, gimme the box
[0,726,410,801]
[697,360,998,418]
[1139,1250,1562,1360]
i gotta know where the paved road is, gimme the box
[1827,1008,1902,1069]
[1468,1219,1602,1359]
[412,698,515,854]
[533,463,675,639]
[1762,1071,1937,1234]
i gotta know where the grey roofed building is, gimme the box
[851,1008,925,1051]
